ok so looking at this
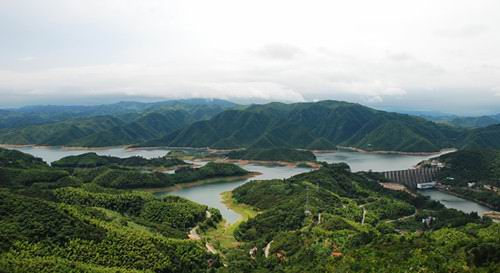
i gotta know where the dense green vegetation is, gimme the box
[148,101,464,152]
[217,163,498,272]
[0,99,235,147]
[1,145,500,272]
[52,152,185,168]
[460,124,500,150]
[91,162,249,189]
[436,150,500,210]
[0,188,220,272]
[425,113,500,128]
[2,100,500,152]
[0,148,70,188]
[0,148,48,168]
[0,147,248,190]
[0,147,225,272]
[227,148,316,162]
[437,150,500,185]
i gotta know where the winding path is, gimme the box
[188,209,218,254]
[264,241,273,258]
[188,226,201,240]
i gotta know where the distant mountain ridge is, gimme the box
[411,112,500,129]
[0,98,236,129]
[1,99,500,152]
[0,99,237,147]
[145,100,463,152]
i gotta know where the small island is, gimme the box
[0,148,250,190]
[51,152,186,169]
[92,161,250,189]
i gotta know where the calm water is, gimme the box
[419,190,491,214]
[5,146,488,222]
[315,149,450,172]
[1,145,171,163]
[160,164,312,223]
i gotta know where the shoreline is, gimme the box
[0,143,202,152]
[141,172,261,193]
[435,186,499,213]
[0,143,134,151]
[220,191,258,224]
[200,191,258,250]
[2,143,457,157]
[335,146,457,156]
[221,158,321,169]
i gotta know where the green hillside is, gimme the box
[1,147,499,272]
[0,147,248,190]
[3,100,500,152]
[220,163,499,272]
[149,100,462,152]
[0,100,234,147]
[51,152,185,168]
[424,113,500,128]
[435,149,500,209]
[0,98,236,129]
[460,124,500,150]
[0,188,220,272]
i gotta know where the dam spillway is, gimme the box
[382,167,440,190]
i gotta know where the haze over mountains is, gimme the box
[1,99,499,153]
[0,99,235,147]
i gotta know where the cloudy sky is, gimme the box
[1,0,500,114]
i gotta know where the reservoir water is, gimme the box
[3,145,489,222]
[419,189,490,215]
[3,145,171,163]
[315,149,451,172]
[162,163,312,223]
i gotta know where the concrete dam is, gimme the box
[382,167,440,190]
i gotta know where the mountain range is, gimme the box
[410,112,500,129]
[145,100,498,152]
[1,99,499,152]
[0,99,235,146]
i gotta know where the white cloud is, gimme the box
[1,0,500,113]
[204,82,305,102]
[254,44,304,61]
[493,87,500,96]
[435,24,490,38]
[17,56,35,62]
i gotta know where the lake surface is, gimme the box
[159,164,312,223]
[315,149,449,172]
[5,146,489,222]
[419,189,491,214]
[1,145,171,163]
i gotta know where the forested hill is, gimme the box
[146,100,464,152]
[434,149,500,209]
[0,148,223,272]
[460,124,500,150]
[222,163,499,272]
[1,148,499,271]
[2,99,500,152]
[0,99,236,147]
[423,113,500,128]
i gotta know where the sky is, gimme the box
[1,0,500,115]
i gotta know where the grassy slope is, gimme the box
[202,192,258,250]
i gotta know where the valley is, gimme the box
[1,100,500,272]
